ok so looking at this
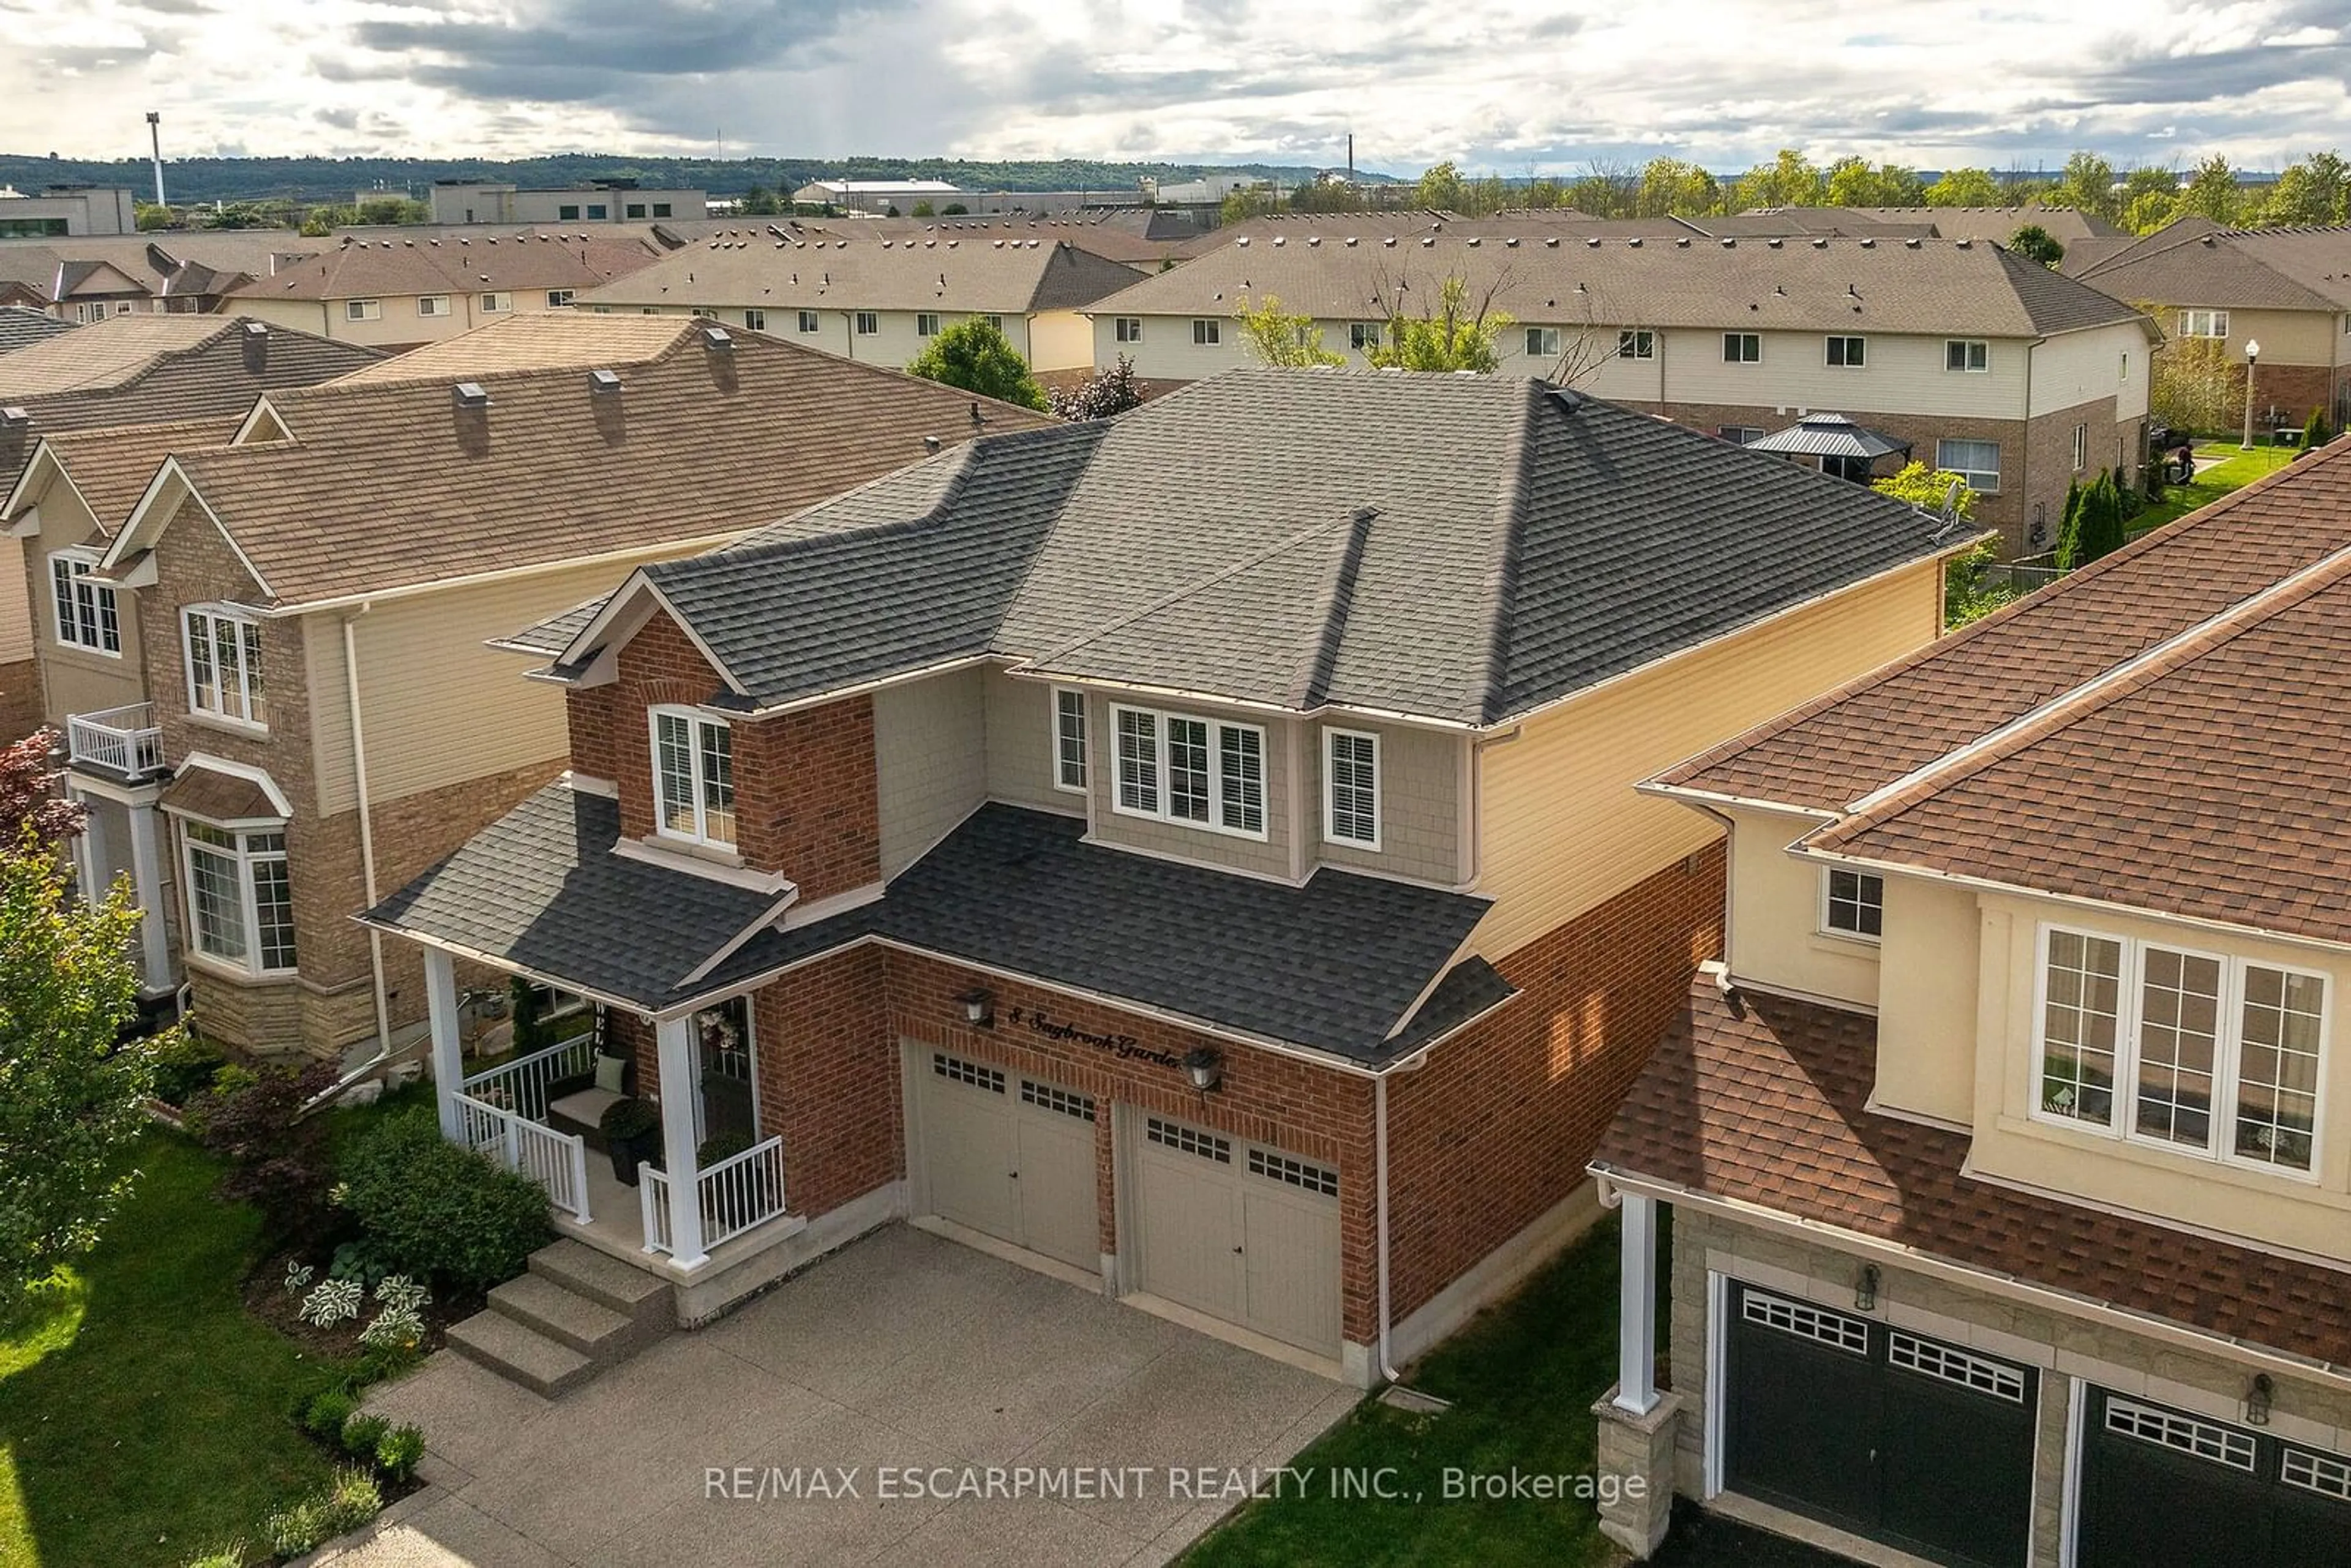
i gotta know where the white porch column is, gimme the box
[124,802,172,995]
[655,1015,707,1268]
[424,947,464,1139]
[1614,1191,1660,1416]
[78,794,112,900]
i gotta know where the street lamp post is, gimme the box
[2242,339,2263,449]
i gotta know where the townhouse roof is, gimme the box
[1593,975,2350,1373]
[0,306,73,353]
[1163,208,1608,261]
[593,368,1963,729]
[221,231,661,304]
[328,312,697,384]
[572,228,1152,315]
[363,787,1505,1062]
[1087,231,2151,337]
[1652,435,2351,825]
[0,233,330,305]
[2075,218,2351,313]
[0,314,230,396]
[107,318,1054,607]
[1840,204,2126,242]
[16,416,242,534]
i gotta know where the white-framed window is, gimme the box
[1821,867,1883,940]
[1723,332,1761,363]
[1525,326,1561,358]
[2034,923,2327,1176]
[479,291,512,313]
[1115,317,1144,344]
[1720,425,1766,445]
[417,294,449,317]
[1193,318,1221,346]
[1826,334,1866,368]
[1323,727,1379,849]
[1108,703,1265,839]
[181,821,296,975]
[1618,329,1654,359]
[1935,437,2002,493]
[1351,321,1381,351]
[73,301,110,324]
[917,312,941,337]
[183,606,266,728]
[854,311,879,336]
[689,307,718,319]
[345,298,381,322]
[1052,687,1087,792]
[2179,308,2230,339]
[744,308,765,331]
[546,290,576,307]
[2071,422,2090,472]
[984,313,1005,331]
[48,550,119,655]
[797,310,820,334]
[1946,339,1990,372]
[650,706,736,848]
[2120,350,2130,384]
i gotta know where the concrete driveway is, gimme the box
[324,1225,1359,1567]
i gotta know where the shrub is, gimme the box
[2307,407,2336,449]
[185,1060,339,1247]
[697,1130,754,1168]
[325,1466,384,1531]
[264,1498,330,1558]
[376,1423,427,1482]
[151,1031,228,1105]
[340,1411,390,1459]
[599,1096,659,1142]
[299,1277,364,1327]
[303,1387,358,1441]
[339,1107,553,1292]
[508,976,549,1056]
[360,1301,426,1351]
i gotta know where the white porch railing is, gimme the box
[640,1135,787,1258]
[66,703,166,776]
[454,1091,593,1224]
[460,1031,599,1124]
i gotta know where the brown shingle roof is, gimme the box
[0,314,230,396]
[329,312,700,384]
[222,233,660,303]
[145,323,1055,607]
[574,231,1143,315]
[1594,976,2351,1371]
[1653,437,2351,812]
[2077,219,2351,314]
[30,417,242,534]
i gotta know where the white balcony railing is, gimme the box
[66,703,167,776]
[454,1091,593,1224]
[460,1032,599,1125]
[640,1135,787,1258]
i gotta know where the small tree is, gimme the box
[911,200,936,218]
[1873,464,2004,626]
[1367,275,1513,373]
[2053,479,2086,569]
[941,203,969,216]
[2062,473,2128,569]
[0,831,158,1309]
[904,318,1048,411]
[2007,223,2064,268]
[1234,293,1343,368]
[1049,356,1144,421]
[1870,460,1978,521]
[1,729,84,846]
[186,1059,340,1247]
[2304,407,2334,450]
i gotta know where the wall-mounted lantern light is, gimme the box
[959,989,994,1029]
[1183,1046,1223,1094]
[2247,1373,2274,1427]
[1856,1264,1881,1312]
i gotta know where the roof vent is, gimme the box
[1720,237,1736,247]
[1308,236,1321,247]
[1858,237,1875,249]
[1272,236,1285,246]
[1345,236,1358,247]
[702,324,733,348]
[1626,236,1642,247]
[1811,237,1828,249]
[1955,238,1972,249]
[452,382,490,408]
[589,368,621,392]
[1421,236,1435,247]
[2200,234,2217,246]
[1766,238,1783,248]
[1675,236,1690,248]
[1466,236,1481,247]
[923,434,942,454]
[241,320,268,338]
[1585,236,1600,247]
[1383,236,1397,247]
[0,406,28,426]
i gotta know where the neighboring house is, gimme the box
[2073,217,2351,428]
[0,315,380,743]
[1087,232,2157,555]
[1588,439,2351,1565]
[427,181,705,227]
[4,313,1051,1059]
[362,367,1973,1371]
[0,306,73,353]
[220,232,664,350]
[572,228,1142,376]
[790,179,965,212]
[0,232,328,318]
[1839,204,2127,245]
[0,184,137,238]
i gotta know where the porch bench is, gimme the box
[547,1053,635,1151]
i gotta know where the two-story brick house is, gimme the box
[1589,435,2351,1565]
[366,366,1979,1381]
[3,314,1048,1058]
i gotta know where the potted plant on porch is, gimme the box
[598,1097,661,1186]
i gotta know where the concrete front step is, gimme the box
[447,1308,594,1398]
[488,1272,632,1357]
[529,1239,670,1325]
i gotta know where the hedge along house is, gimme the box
[364,366,1979,1373]
[1589,437,2351,1565]
[8,313,1048,1061]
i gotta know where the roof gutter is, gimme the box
[276,528,746,616]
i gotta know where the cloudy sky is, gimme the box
[5,0,2347,173]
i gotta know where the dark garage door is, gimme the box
[1725,1283,2038,1567]
[2080,1389,2351,1568]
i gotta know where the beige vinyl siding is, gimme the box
[1025,309,1097,372]
[1721,803,1880,1008]
[874,666,986,877]
[1308,719,1461,884]
[0,533,32,667]
[2151,303,2339,369]
[1970,890,2351,1267]
[2026,322,2146,418]
[1870,872,1980,1123]
[1094,315,1248,382]
[632,303,1038,370]
[1469,556,1944,962]
[981,670,1067,811]
[21,483,149,723]
[1652,327,2031,418]
[1084,690,1294,880]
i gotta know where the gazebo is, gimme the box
[1744,412,1911,482]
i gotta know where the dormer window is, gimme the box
[651,707,735,847]
[1110,703,1264,839]
[1324,729,1380,849]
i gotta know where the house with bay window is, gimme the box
[364,366,1978,1384]
[1,312,1047,1056]
[1589,435,2351,1567]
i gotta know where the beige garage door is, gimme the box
[1130,1114,1341,1357]
[916,1050,1099,1272]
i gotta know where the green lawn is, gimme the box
[1183,1215,1629,1567]
[0,1133,348,1568]
[2134,445,2298,535]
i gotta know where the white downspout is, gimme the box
[343,606,392,1062]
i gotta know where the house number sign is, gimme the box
[1007,1005,1182,1070]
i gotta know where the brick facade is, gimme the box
[0,657,40,746]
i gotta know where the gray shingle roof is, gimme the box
[0,306,72,354]
[573,231,1143,315]
[619,368,1964,727]
[364,787,1504,1064]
